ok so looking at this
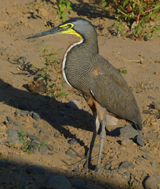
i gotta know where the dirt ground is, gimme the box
[0,0,160,189]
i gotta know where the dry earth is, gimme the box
[0,0,160,189]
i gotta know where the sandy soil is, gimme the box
[0,0,160,189]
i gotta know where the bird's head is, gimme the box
[27,17,96,41]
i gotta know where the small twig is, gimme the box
[69,147,85,159]
[122,58,143,64]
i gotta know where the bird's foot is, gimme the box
[64,147,98,169]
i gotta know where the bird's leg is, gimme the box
[84,111,100,168]
[92,101,106,170]
[96,119,106,170]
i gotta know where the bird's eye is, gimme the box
[67,23,73,28]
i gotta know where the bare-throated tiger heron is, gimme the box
[27,17,142,170]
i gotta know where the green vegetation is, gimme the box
[32,45,68,98]
[57,0,73,22]
[117,68,128,74]
[18,129,47,154]
[55,0,160,40]
[102,0,160,40]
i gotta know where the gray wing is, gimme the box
[90,56,142,129]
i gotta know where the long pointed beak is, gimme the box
[26,26,65,40]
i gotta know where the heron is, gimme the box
[27,17,142,170]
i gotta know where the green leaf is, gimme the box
[61,12,67,21]
[123,0,129,7]
[102,2,107,7]
[60,4,66,12]
[67,1,71,8]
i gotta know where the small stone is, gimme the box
[19,56,26,61]
[121,139,131,146]
[119,161,135,169]
[106,170,110,176]
[54,131,61,137]
[29,111,40,121]
[104,164,110,170]
[134,157,142,162]
[142,155,152,160]
[97,167,104,173]
[66,99,82,109]
[74,168,81,173]
[120,125,140,138]
[6,116,21,127]
[105,114,118,125]
[154,102,160,111]
[151,162,157,169]
[46,175,71,189]
[134,135,144,146]
[144,174,160,189]
[47,144,54,151]
[122,172,130,181]
[65,150,76,157]
[140,149,149,153]
[14,110,28,117]
[33,122,38,128]
[39,129,47,134]
[39,145,47,155]
[26,165,46,175]
[6,129,20,144]
[68,138,77,144]
[31,140,40,147]
[27,133,41,142]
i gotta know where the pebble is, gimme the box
[72,182,86,189]
[105,114,118,125]
[46,175,72,189]
[66,99,82,109]
[140,149,149,153]
[39,145,48,155]
[154,102,160,111]
[104,164,110,170]
[30,140,40,147]
[47,144,54,151]
[119,125,140,138]
[27,133,41,142]
[14,110,28,117]
[65,149,77,158]
[73,168,81,173]
[151,162,157,169]
[68,138,77,144]
[142,155,152,160]
[144,174,160,189]
[6,129,21,144]
[122,172,130,180]
[26,165,46,175]
[121,138,131,146]
[134,157,142,162]
[33,122,38,128]
[119,161,135,169]
[39,129,47,134]
[29,111,41,121]
[6,116,21,127]
[54,131,61,137]
[97,167,104,173]
[134,135,144,146]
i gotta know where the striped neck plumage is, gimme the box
[62,38,84,88]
